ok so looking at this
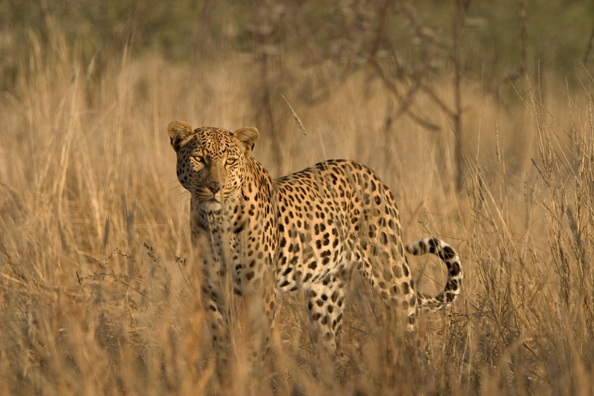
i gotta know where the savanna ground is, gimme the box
[2,1,594,395]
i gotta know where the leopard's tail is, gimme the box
[405,238,462,311]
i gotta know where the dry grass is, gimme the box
[2,30,594,395]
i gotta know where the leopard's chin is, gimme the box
[201,199,222,212]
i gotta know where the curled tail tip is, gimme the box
[407,237,463,309]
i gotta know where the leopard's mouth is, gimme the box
[196,188,221,203]
[199,192,224,208]
[198,189,239,208]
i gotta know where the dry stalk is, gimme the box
[280,93,306,135]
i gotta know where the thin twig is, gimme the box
[280,93,306,135]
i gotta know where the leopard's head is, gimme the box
[168,121,259,212]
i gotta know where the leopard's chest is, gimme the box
[199,204,277,294]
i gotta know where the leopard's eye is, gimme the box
[226,157,238,166]
[192,155,205,163]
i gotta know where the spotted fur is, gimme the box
[168,121,463,355]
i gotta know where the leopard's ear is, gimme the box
[167,121,194,152]
[232,127,259,157]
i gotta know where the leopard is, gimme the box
[167,120,463,359]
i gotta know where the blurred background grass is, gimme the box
[1,0,593,87]
[1,0,594,395]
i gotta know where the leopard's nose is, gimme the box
[209,183,221,194]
